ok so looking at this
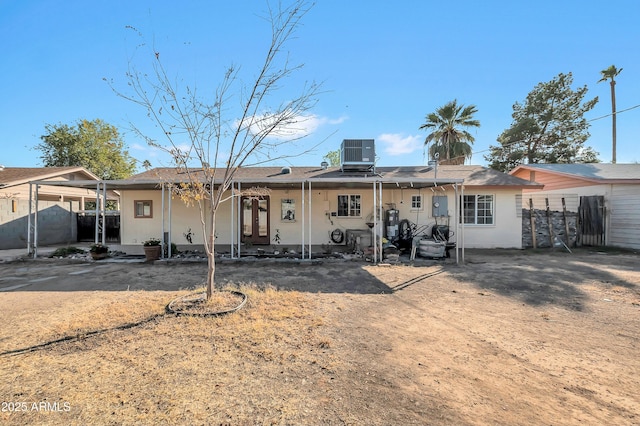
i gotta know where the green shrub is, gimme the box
[50,247,86,258]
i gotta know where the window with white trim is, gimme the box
[337,194,361,217]
[462,194,494,224]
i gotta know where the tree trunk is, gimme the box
[610,80,617,164]
[206,210,216,299]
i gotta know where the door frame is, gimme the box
[241,196,270,245]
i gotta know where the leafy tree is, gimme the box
[598,65,622,163]
[419,100,480,165]
[485,72,599,172]
[110,1,320,299]
[323,149,340,166]
[37,119,137,179]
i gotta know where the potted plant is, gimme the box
[89,243,109,260]
[143,238,162,261]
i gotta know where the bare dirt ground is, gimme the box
[0,248,639,425]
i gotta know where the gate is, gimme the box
[578,196,605,246]
[77,212,121,243]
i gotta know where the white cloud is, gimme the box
[377,133,423,156]
[242,113,348,141]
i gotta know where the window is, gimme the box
[134,200,153,218]
[463,195,494,225]
[411,195,422,210]
[337,194,361,217]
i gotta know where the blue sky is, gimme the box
[2,0,639,171]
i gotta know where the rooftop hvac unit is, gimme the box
[341,139,375,172]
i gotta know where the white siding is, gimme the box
[609,184,640,250]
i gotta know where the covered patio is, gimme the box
[27,169,466,263]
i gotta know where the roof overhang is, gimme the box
[32,177,465,191]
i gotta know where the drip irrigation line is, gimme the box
[392,269,444,292]
[166,290,248,316]
[0,313,166,357]
[1,290,248,357]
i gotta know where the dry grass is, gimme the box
[0,291,180,355]
[0,285,334,425]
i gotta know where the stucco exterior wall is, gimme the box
[120,185,525,252]
[459,189,522,249]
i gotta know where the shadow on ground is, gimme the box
[448,249,639,311]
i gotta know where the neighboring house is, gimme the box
[114,163,540,258]
[0,166,112,249]
[510,163,640,250]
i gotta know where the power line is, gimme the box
[470,103,640,157]
[586,103,640,122]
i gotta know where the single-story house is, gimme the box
[0,166,116,250]
[510,163,640,250]
[112,163,541,261]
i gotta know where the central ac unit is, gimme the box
[340,139,375,172]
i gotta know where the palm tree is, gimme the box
[419,100,480,165]
[598,65,622,164]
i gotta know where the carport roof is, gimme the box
[0,166,100,188]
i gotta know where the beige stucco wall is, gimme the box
[460,188,522,248]
[120,185,524,252]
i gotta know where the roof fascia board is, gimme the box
[512,165,610,184]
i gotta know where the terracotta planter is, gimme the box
[143,245,162,261]
[91,252,108,260]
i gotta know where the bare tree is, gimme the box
[109,1,320,299]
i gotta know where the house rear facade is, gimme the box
[115,164,540,257]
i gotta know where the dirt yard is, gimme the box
[0,249,639,425]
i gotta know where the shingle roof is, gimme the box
[129,165,540,188]
[510,163,640,181]
[0,167,99,188]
